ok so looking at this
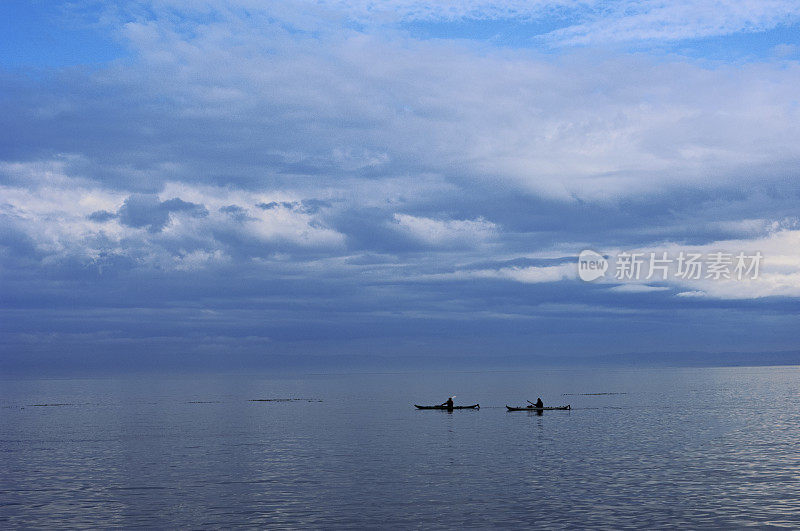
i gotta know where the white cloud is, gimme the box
[286,0,800,45]
[499,264,574,283]
[173,249,229,271]
[676,290,706,297]
[421,228,800,298]
[429,264,575,283]
[9,3,800,205]
[598,229,800,299]
[0,177,346,272]
[545,0,800,44]
[609,284,670,293]
[122,14,800,201]
[391,214,497,245]
[273,0,800,46]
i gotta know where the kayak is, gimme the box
[506,405,570,411]
[415,404,480,410]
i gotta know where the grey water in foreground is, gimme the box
[2,366,800,528]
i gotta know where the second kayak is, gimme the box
[506,405,570,411]
[415,404,480,410]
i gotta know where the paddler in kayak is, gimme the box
[440,396,455,409]
[528,398,544,409]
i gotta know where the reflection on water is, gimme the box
[1,366,800,527]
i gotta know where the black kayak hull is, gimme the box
[506,405,570,411]
[415,404,480,410]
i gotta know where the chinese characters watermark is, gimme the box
[578,250,762,282]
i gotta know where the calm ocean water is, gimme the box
[2,366,800,528]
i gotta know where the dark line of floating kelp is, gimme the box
[10,399,325,408]
[562,392,628,396]
[249,398,323,402]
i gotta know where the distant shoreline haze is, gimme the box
[3,350,800,378]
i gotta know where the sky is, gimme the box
[2,0,800,375]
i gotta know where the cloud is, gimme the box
[496,265,575,283]
[3,0,800,370]
[391,214,497,246]
[289,0,800,46]
[429,264,575,284]
[3,4,800,206]
[590,229,800,299]
[609,284,670,293]
[218,205,253,222]
[256,199,333,214]
[257,202,295,211]
[415,227,800,300]
[118,194,208,232]
[172,249,229,271]
[88,210,118,222]
[0,181,347,275]
[544,1,800,45]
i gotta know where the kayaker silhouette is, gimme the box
[441,396,455,409]
[528,398,544,408]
